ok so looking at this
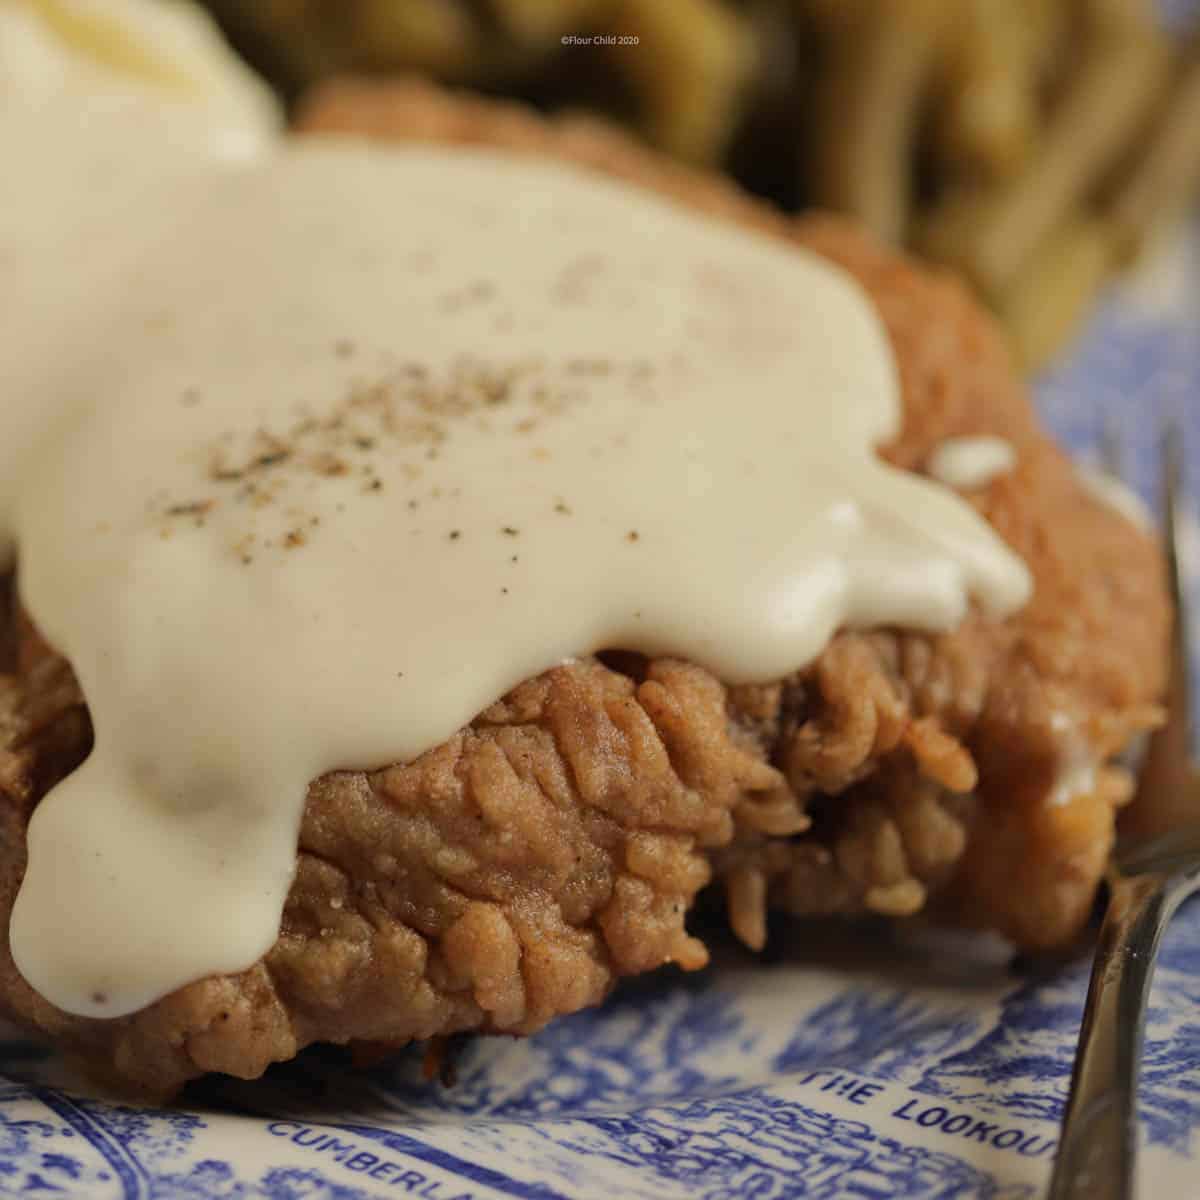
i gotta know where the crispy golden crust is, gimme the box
[0,80,1168,1098]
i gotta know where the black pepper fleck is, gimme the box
[165,500,214,517]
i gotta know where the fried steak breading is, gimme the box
[0,80,1167,1098]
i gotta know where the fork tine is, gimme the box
[1160,417,1193,743]
[1122,417,1195,843]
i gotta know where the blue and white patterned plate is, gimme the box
[1,224,1198,1200]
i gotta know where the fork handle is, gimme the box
[1048,872,1176,1200]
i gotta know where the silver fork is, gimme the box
[1049,424,1198,1200]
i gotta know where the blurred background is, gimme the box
[197,0,1200,376]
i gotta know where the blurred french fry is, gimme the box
[604,0,759,164]
[204,0,346,87]
[1029,0,1074,76]
[348,0,476,75]
[997,217,1118,372]
[742,0,805,105]
[809,0,955,244]
[1105,40,1200,264]
[922,27,1170,298]
[487,0,615,49]
[1079,0,1157,33]
[915,186,987,265]
[933,0,1048,181]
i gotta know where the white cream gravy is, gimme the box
[3,131,1033,1017]
[0,0,280,159]
[927,436,1018,491]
